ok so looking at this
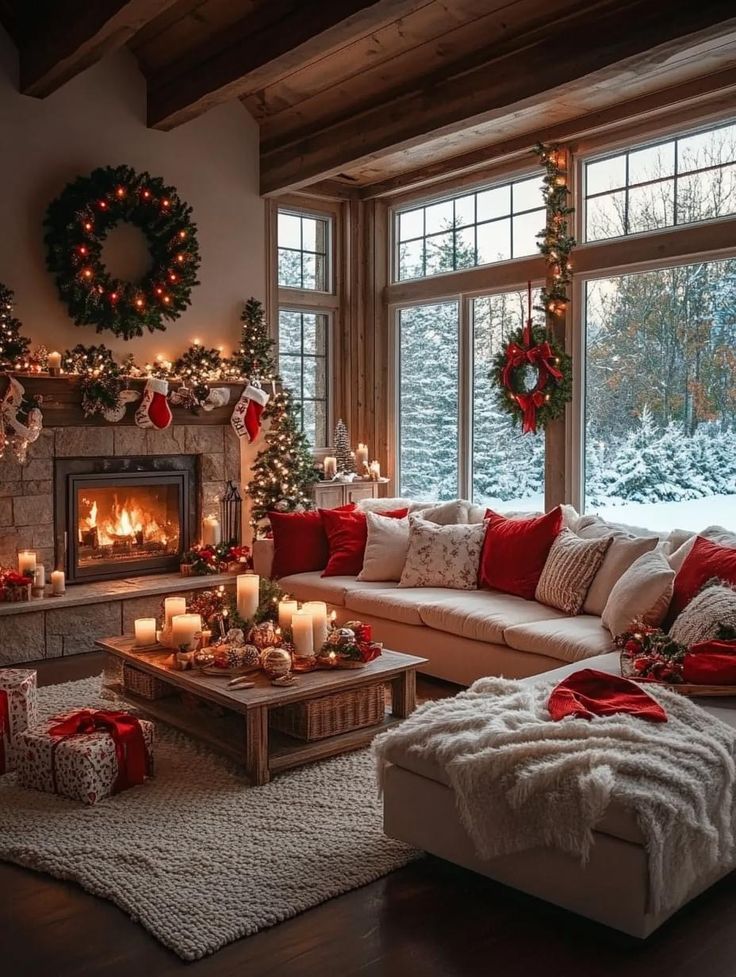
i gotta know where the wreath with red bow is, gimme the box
[493,320,572,434]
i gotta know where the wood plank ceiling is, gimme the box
[3,0,736,198]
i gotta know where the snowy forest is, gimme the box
[398,124,736,529]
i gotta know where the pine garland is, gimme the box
[533,143,576,322]
[62,344,124,417]
[44,164,201,340]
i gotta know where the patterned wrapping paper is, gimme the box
[15,712,155,805]
[0,668,38,774]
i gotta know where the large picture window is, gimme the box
[397,289,545,507]
[395,175,544,282]
[584,257,736,530]
[585,120,736,241]
[278,309,329,448]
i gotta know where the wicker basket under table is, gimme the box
[122,663,174,701]
[270,682,386,741]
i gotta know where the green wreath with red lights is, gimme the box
[44,164,201,340]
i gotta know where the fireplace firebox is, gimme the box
[55,456,199,583]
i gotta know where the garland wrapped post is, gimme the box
[44,164,201,340]
[492,143,575,434]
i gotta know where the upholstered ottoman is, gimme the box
[381,652,736,937]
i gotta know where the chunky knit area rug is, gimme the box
[0,676,417,960]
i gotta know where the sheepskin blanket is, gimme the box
[374,677,736,912]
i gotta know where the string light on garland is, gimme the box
[44,164,201,340]
[62,344,125,419]
[533,143,576,323]
[0,282,31,370]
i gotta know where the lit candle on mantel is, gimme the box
[171,613,202,651]
[47,351,62,374]
[50,570,65,595]
[202,515,221,547]
[302,601,328,650]
[356,443,369,472]
[18,551,36,576]
[291,610,314,658]
[323,456,337,479]
[134,618,157,647]
[278,598,298,631]
[164,596,187,630]
[236,573,259,621]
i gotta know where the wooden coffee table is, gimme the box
[95,636,427,785]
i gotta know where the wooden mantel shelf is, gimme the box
[5,374,246,427]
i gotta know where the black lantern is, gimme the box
[220,480,242,544]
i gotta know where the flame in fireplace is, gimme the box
[79,493,173,548]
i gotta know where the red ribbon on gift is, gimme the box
[683,640,736,685]
[0,690,8,774]
[48,709,148,793]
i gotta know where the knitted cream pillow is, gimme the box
[399,515,486,590]
[669,581,736,646]
[535,529,611,615]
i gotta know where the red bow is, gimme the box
[0,690,8,774]
[48,709,148,792]
[501,341,563,392]
[515,390,546,434]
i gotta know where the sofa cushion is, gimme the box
[669,536,736,622]
[358,512,410,582]
[479,507,562,599]
[535,529,611,615]
[409,499,472,524]
[279,572,396,606]
[503,615,615,664]
[669,581,736,646]
[269,506,353,578]
[601,549,674,638]
[321,506,408,577]
[399,516,486,590]
[345,587,455,627]
[583,534,659,616]
[417,592,568,645]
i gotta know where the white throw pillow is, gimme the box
[601,550,675,637]
[358,512,410,582]
[583,534,658,616]
[399,515,486,590]
[356,497,412,513]
[409,499,471,525]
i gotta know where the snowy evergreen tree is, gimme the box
[333,418,354,473]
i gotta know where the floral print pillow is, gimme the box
[399,515,487,590]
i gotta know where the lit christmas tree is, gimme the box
[0,282,31,370]
[232,298,316,532]
[333,418,354,473]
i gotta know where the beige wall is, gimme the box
[0,29,264,364]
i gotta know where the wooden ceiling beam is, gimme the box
[260,0,736,195]
[17,0,180,98]
[146,0,423,132]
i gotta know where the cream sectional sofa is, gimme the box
[253,502,681,686]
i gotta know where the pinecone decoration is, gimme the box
[241,644,260,669]
[226,647,243,669]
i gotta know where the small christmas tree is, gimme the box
[232,297,317,532]
[229,298,278,382]
[0,282,31,370]
[333,418,354,473]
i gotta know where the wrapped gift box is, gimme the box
[15,711,154,805]
[0,668,38,774]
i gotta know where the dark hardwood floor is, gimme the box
[4,654,736,977]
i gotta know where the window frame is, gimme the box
[277,306,332,450]
[277,206,334,294]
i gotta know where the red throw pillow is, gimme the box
[321,507,409,577]
[669,536,736,621]
[478,506,562,599]
[269,505,355,578]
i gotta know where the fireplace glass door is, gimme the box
[66,472,190,582]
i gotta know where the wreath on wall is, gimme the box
[44,164,201,340]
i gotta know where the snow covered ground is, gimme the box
[486,493,736,532]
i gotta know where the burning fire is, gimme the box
[79,494,173,548]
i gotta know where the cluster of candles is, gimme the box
[278,597,334,658]
[323,443,381,479]
[17,551,65,595]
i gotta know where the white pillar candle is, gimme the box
[18,551,36,576]
[202,515,221,546]
[323,456,337,478]
[50,570,65,595]
[33,565,45,589]
[302,601,328,650]
[356,443,369,471]
[47,351,62,371]
[236,573,259,620]
[369,460,381,479]
[164,596,187,630]
[278,598,298,631]
[171,613,202,651]
[291,610,314,657]
[134,618,157,646]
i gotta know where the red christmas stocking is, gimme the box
[231,383,269,442]
[135,378,172,430]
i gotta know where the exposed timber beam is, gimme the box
[260,0,736,195]
[147,0,423,131]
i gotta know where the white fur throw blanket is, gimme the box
[374,678,736,912]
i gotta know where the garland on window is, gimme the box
[44,164,201,340]
[492,144,575,434]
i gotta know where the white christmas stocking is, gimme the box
[135,378,172,430]
[231,383,269,441]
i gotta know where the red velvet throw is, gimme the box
[548,668,667,723]
[48,709,149,792]
[683,640,736,685]
[0,690,8,775]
